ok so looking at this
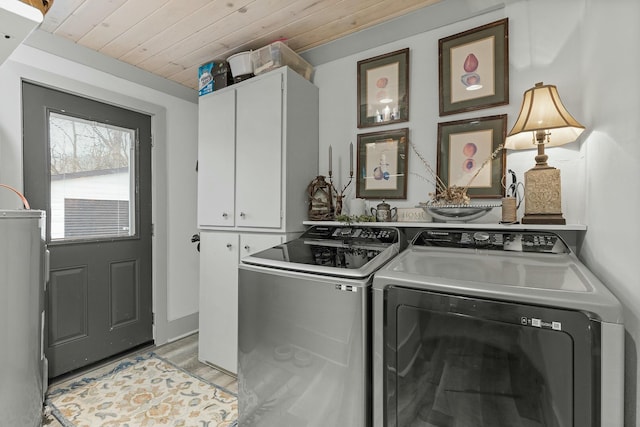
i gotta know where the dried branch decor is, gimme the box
[410,139,504,205]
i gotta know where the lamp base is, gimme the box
[523,165,566,225]
[522,213,566,225]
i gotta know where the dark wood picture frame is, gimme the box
[356,128,408,199]
[437,115,507,199]
[357,48,410,128]
[439,18,509,116]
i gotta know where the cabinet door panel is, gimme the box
[236,73,283,228]
[198,232,239,373]
[198,90,236,227]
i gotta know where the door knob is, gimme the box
[244,245,250,251]
[240,212,246,218]
[222,212,228,218]
[226,243,232,249]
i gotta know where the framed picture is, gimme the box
[439,18,509,116]
[356,128,408,199]
[437,115,506,199]
[357,48,409,128]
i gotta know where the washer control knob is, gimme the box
[340,228,352,236]
[473,232,491,244]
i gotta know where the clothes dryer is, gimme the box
[372,228,624,427]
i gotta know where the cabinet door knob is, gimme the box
[240,212,246,218]
[244,245,250,251]
[222,212,228,218]
[226,243,232,249]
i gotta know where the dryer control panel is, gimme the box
[413,229,570,254]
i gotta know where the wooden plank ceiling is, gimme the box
[37,0,441,90]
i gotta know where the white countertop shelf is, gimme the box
[303,221,587,231]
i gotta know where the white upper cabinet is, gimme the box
[197,67,319,232]
[198,89,236,227]
[235,72,283,228]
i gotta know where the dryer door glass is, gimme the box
[383,287,599,427]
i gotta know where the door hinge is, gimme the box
[151,223,155,236]
[152,312,155,325]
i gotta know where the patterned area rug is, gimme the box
[46,353,238,427]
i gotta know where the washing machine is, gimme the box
[372,228,624,427]
[238,225,405,427]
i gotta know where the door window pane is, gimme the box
[48,112,136,240]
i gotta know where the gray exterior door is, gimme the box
[22,81,153,378]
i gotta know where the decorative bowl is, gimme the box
[419,202,501,223]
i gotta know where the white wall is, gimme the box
[312,0,639,423]
[314,3,586,224]
[0,42,200,345]
[580,0,640,424]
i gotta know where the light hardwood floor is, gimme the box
[42,333,237,426]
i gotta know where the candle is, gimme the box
[349,142,353,175]
[328,145,332,176]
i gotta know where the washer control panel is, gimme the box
[302,225,400,245]
[413,229,570,254]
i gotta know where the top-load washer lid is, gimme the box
[409,229,587,291]
[373,228,623,323]
[241,225,404,279]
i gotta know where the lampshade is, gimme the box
[505,82,585,150]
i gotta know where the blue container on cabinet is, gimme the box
[199,61,234,96]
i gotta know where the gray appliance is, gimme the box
[238,225,404,427]
[372,228,624,427]
[0,210,47,427]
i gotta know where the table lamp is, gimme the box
[505,82,585,224]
